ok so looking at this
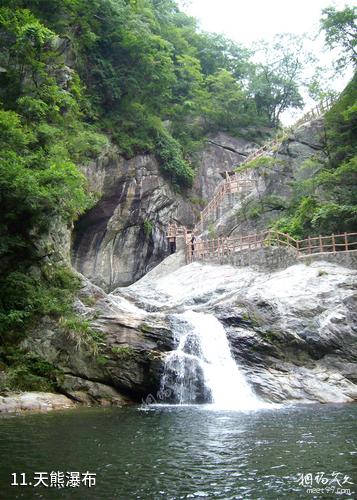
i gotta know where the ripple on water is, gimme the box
[0,404,356,499]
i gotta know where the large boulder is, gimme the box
[0,393,75,413]
[20,278,175,403]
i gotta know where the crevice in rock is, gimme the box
[62,370,107,384]
[59,372,138,401]
[289,139,326,152]
[206,139,250,157]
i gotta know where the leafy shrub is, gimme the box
[235,155,283,173]
[0,266,82,344]
[155,129,195,188]
[0,350,62,394]
[208,223,216,238]
[143,219,154,237]
[111,345,137,361]
[59,316,104,355]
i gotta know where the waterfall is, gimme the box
[161,311,263,409]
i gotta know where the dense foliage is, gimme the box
[3,0,313,155]
[0,6,103,382]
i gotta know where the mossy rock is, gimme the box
[140,323,155,334]
[80,295,98,307]
[111,345,137,361]
[260,329,284,343]
[147,350,165,361]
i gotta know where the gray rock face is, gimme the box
[193,132,258,200]
[0,393,75,413]
[60,375,131,406]
[21,278,175,403]
[72,147,195,290]
[72,133,257,291]
[208,118,327,238]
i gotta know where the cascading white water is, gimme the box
[161,311,263,409]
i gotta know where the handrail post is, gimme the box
[308,236,312,254]
[332,233,336,253]
[344,232,348,251]
[319,235,323,253]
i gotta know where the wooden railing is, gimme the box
[194,95,338,233]
[294,95,336,128]
[196,171,256,232]
[297,233,357,255]
[187,230,357,263]
[166,223,187,238]
[166,223,192,244]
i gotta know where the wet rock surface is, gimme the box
[19,258,357,406]
[119,259,357,404]
[0,393,75,413]
[21,278,174,404]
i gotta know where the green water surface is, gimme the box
[0,404,356,499]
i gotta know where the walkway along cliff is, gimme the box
[166,95,357,271]
[193,96,337,234]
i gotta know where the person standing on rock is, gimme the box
[191,233,196,256]
[169,236,176,254]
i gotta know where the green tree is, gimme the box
[191,32,252,78]
[249,34,312,125]
[320,5,357,70]
[205,69,258,132]
[274,72,357,237]
[0,7,101,350]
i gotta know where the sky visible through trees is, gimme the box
[182,0,356,123]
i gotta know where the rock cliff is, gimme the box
[72,133,256,290]
[210,118,327,238]
[72,147,193,290]
[193,132,258,200]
